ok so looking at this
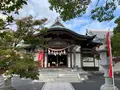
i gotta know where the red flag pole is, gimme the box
[106,32,115,90]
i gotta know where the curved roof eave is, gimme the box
[48,27,96,40]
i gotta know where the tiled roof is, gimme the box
[87,30,113,39]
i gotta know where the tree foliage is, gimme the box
[0,16,48,80]
[0,0,28,23]
[1,0,120,22]
[111,33,120,57]
[113,17,120,34]
[14,15,48,47]
[111,17,120,57]
[49,0,90,21]
[49,0,120,22]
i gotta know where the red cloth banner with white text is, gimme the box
[38,50,44,68]
[106,32,113,78]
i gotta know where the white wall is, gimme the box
[82,57,99,67]
[72,53,81,68]
[67,53,70,67]
[95,58,99,67]
[83,57,94,66]
[44,53,47,68]
[76,53,81,67]
[34,53,38,61]
[72,53,74,67]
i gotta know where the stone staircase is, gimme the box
[38,68,88,82]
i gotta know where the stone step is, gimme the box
[39,76,78,78]
[39,73,78,78]
[38,68,88,82]
[39,73,78,75]
[38,77,80,82]
[38,73,81,82]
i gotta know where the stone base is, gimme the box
[100,84,119,90]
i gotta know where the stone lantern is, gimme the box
[96,45,118,90]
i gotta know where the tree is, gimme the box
[0,16,48,80]
[14,15,48,47]
[0,0,28,23]
[49,0,120,22]
[1,0,120,23]
[113,17,120,34]
[111,16,120,57]
[111,33,120,57]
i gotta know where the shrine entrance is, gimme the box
[35,18,102,69]
[47,55,67,68]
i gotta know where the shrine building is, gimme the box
[34,18,102,71]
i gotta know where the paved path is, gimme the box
[1,72,120,90]
[72,72,120,90]
[41,83,75,90]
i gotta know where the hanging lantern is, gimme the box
[51,51,53,54]
[54,51,56,56]
[61,51,63,55]
[48,50,50,54]
[56,51,58,55]
[59,51,61,56]
[63,50,66,54]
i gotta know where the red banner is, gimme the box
[106,32,113,78]
[38,50,44,68]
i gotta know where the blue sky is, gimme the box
[4,0,120,34]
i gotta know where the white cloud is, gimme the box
[79,20,117,35]
[64,18,89,29]
[13,0,59,24]
[2,0,118,35]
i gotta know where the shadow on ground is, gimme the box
[72,72,120,90]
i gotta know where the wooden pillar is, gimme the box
[93,56,95,67]
[67,49,68,68]
[43,48,45,68]
[70,47,72,68]
[46,49,48,68]
[44,48,48,68]
[81,48,83,68]
[80,47,81,68]
[73,46,76,67]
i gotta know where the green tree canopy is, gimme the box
[111,17,120,57]
[1,0,120,22]
[0,16,48,80]
[14,15,48,47]
[49,0,120,22]
[0,0,27,22]
[111,33,120,57]
[113,17,120,34]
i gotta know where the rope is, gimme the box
[48,45,74,51]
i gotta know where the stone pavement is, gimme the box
[41,82,75,90]
[0,76,4,88]
[38,68,88,82]
[0,72,120,90]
